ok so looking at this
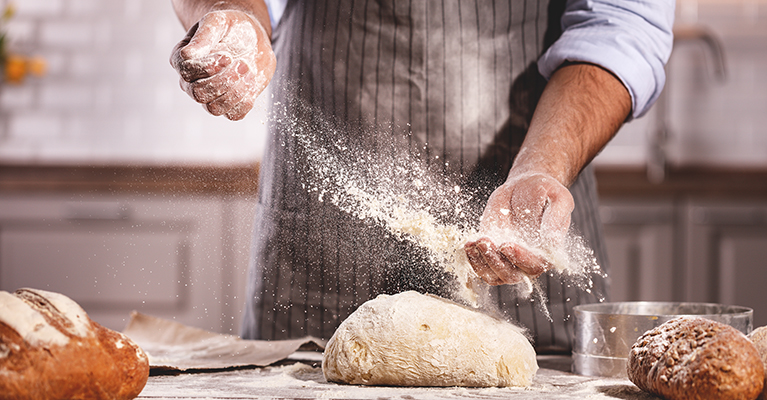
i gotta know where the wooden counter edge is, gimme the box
[2,164,767,200]
[0,164,261,195]
[594,166,767,200]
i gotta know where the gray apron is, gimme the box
[242,0,610,354]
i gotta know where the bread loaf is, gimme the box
[0,288,149,400]
[748,326,767,400]
[627,316,764,400]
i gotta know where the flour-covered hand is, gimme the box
[170,10,276,120]
[464,173,573,285]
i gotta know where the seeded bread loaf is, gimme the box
[748,326,767,400]
[0,288,149,400]
[627,316,764,400]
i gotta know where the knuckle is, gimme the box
[191,79,224,103]
[178,45,199,62]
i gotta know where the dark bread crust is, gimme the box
[0,289,149,400]
[628,316,764,400]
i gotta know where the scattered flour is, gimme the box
[272,98,605,317]
[190,362,653,399]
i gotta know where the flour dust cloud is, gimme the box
[268,96,604,320]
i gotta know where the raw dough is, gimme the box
[322,291,538,387]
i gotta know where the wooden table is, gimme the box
[137,356,659,400]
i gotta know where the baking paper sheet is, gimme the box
[122,312,326,373]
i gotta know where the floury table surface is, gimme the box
[137,355,660,400]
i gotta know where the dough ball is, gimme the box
[322,291,538,387]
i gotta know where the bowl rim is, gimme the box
[573,301,753,317]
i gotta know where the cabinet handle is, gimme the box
[64,201,130,220]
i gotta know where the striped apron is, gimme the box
[241,0,610,354]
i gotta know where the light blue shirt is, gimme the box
[263,0,674,119]
[264,0,287,29]
[539,0,675,119]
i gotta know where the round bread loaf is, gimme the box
[747,326,767,400]
[0,288,149,400]
[627,316,764,400]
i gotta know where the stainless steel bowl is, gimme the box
[572,301,753,378]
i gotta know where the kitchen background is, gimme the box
[1,0,766,334]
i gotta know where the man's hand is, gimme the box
[464,63,632,287]
[170,9,276,120]
[464,173,573,285]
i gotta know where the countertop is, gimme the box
[137,356,659,400]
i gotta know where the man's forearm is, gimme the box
[511,63,631,186]
[171,0,271,37]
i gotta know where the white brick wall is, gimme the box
[0,0,267,166]
[2,0,765,168]
[594,0,767,169]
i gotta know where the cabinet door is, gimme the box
[600,201,676,302]
[685,203,767,327]
[1,220,190,310]
[0,194,253,334]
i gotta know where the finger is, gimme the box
[465,240,504,286]
[499,242,550,277]
[169,23,197,70]
[224,94,255,121]
[176,53,233,82]
[178,13,229,61]
[474,238,527,285]
[204,74,253,117]
[171,13,234,81]
[224,61,260,120]
[185,61,240,103]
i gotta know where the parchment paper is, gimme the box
[122,312,326,373]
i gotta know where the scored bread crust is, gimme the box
[0,288,149,400]
[628,316,764,400]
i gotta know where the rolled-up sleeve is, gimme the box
[264,0,288,29]
[538,0,675,119]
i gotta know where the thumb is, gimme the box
[178,13,229,61]
[539,187,573,242]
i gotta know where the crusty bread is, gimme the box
[0,288,149,400]
[627,316,764,400]
[748,326,767,400]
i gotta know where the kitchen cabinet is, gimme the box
[0,191,257,335]
[600,195,767,328]
[599,201,676,303]
[684,202,767,327]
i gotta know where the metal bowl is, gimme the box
[572,301,753,378]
